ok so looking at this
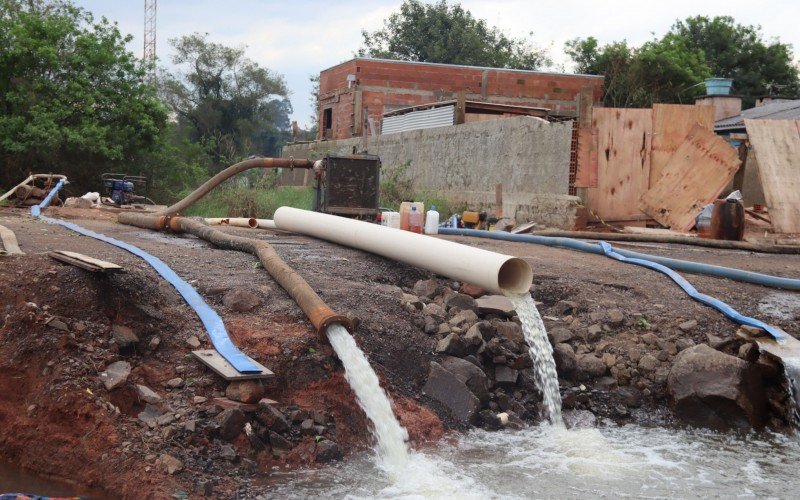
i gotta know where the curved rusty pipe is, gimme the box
[118,213,351,335]
[157,157,314,216]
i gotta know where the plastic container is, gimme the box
[710,198,745,241]
[399,201,424,231]
[424,205,440,235]
[408,206,422,233]
[704,77,734,96]
[696,203,713,238]
[386,211,401,229]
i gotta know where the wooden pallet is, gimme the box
[48,250,122,272]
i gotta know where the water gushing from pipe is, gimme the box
[509,293,563,425]
[325,323,410,471]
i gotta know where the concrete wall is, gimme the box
[283,116,580,228]
[318,58,604,140]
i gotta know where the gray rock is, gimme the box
[436,333,469,357]
[269,431,293,457]
[587,324,602,339]
[315,440,343,463]
[563,409,596,429]
[111,324,138,349]
[46,318,69,332]
[256,402,290,432]
[641,333,659,346]
[495,322,524,344]
[552,343,576,375]
[64,196,93,209]
[738,343,759,363]
[445,293,476,311]
[638,354,659,372]
[186,336,201,349]
[678,319,698,332]
[138,403,161,427]
[475,295,515,316]
[166,377,185,389]
[423,316,439,335]
[606,309,625,325]
[158,453,183,475]
[675,339,695,352]
[226,380,265,403]
[575,354,606,380]
[423,361,480,423]
[464,323,487,347]
[440,355,490,402]
[616,386,643,408]
[449,309,478,327]
[667,344,766,430]
[422,302,446,321]
[135,384,162,404]
[494,366,519,384]
[548,327,574,345]
[402,293,423,310]
[223,287,262,312]
[437,323,451,336]
[215,408,247,441]
[413,279,440,299]
[553,300,579,316]
[100,361,131,390]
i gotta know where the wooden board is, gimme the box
[575,127,598,188]
[0,224,24,255]
[639,124,741,232]
[744,119,800,233]
[650,104,714,187]
[192,349,274,380]
[587,108,653,219]
[48,250,122,272]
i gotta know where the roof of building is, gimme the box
[321,57,605,80]
[382,99,549,118]
[715,99,800,131]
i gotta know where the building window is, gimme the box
[323,108,333,139]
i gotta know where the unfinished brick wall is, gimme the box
[317,58,604,140]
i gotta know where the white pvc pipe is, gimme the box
[274,207,532,295]
[254,219,277,229]
[204,217,258,228]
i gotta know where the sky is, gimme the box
[74,0,800,128]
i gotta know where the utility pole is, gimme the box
[143,0,157,83]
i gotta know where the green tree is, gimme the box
[359,0,550,69]
[668,16,799,107]
[160,33,292,172]
[0,0,167,193]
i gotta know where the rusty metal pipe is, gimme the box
[157,157,314,216]
[118,212,350,335]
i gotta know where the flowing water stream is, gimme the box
[509,293,563,424]
[305,298,800,498]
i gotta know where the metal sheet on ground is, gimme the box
[193,349,274,380]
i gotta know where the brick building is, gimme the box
[317,57,604,140]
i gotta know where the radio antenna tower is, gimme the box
[143,0,157,83]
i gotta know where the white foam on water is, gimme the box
[509,293,563,424]
[326,323,409,471]
[758,292,800,321]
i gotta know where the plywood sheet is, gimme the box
[640,125,741,232]
[49,250,122,272]
[587,108,652,219]
[650,104,714,187]
[192,349,274,380]
[575,128,598,188]
[744,119,800,233]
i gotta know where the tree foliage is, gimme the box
[359,0,550,69]
[160,33,292,172]
[565,16,799,108]
[0,0,167,192]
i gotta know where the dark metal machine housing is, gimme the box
[313,153,381,218]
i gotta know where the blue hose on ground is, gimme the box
[440,228,794,341]
[31,181,261,373]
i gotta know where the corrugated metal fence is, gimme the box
[381,105,455,135]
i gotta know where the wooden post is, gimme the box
[353,90,363,137]
[495,183,503,217]
[455,91,466,125]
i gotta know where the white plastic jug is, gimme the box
[424,206,440,235]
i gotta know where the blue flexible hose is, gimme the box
[440,228,796,340]
[31,180,261,373]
